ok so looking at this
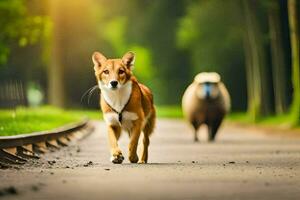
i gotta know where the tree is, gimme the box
[47,0,111,108]
[47,0,66,107]
[288,0,300,125]
[243,0,272,121]
[0,0,46,66]
[267,0,288,114]
[176,0,247,110]
[127,0,190,105]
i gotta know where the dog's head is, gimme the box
[194,72,221,100]
[92,51,135,90]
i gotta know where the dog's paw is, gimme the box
[110,154,124,164]
[138,160,147,164]
[129,154,139,163]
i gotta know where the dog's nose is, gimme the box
[110,81,118,88]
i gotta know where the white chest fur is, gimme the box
[99,81,132,113]
[103,111,139,131]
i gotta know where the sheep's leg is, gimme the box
[194,129,199,142]
[208,119,222,142]
[191,120,200,142]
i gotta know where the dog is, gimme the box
[92,51,156,164]
[182,72,230,142]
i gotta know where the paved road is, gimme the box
[1,119,300,200]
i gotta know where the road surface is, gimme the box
[1,119,300,200]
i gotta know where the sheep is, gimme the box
[182,72,231,142]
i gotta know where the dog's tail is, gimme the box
[143,108,156,137]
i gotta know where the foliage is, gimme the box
[0,0,299,128]
[176,0,247,111]
[0,0,48,65]
[101,16,154,87]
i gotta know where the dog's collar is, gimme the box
[103,93,131,123]
[101,78,141,123]
[109,104,127,123]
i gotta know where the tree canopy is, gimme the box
[0,0,299,126]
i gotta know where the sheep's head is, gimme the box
[194,72,221,100]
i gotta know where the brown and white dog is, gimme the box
[92,51,156,164]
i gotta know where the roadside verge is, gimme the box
[0,119,94,169]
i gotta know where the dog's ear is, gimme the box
[92,52,107,70]
[122,51,135,69]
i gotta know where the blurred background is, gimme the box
[0,0,299,127]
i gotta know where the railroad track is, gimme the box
[0,119,94,169]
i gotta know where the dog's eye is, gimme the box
[103,70,109,75]
[119,70,125,75]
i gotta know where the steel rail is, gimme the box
[0,118,94,167]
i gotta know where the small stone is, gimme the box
[264,182,270,186]
[83,161,93,167]
[228,161,235,164]
[48,160,56,165]
[104,168,110,171]
[0,164,9,170]
[0,186,18,196]
[38,182,46,187]
[31,185,39,192]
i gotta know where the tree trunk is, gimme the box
[288,0,300,125]
[243,0,272,121]
[268,0,287,114]
[47,0,65,107]
[243,26,256,121]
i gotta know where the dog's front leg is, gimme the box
[128,124,142,163]
[108,125,124,164]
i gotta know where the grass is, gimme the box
[226,112,299,128]
[65,109,102,120]
[156,105,183,118]
[0,105,182,136]
[0,106,87,136]
[155,106,298,129]
[1,105,296,136]
[0,105,183,136]
[69,105,184,119]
